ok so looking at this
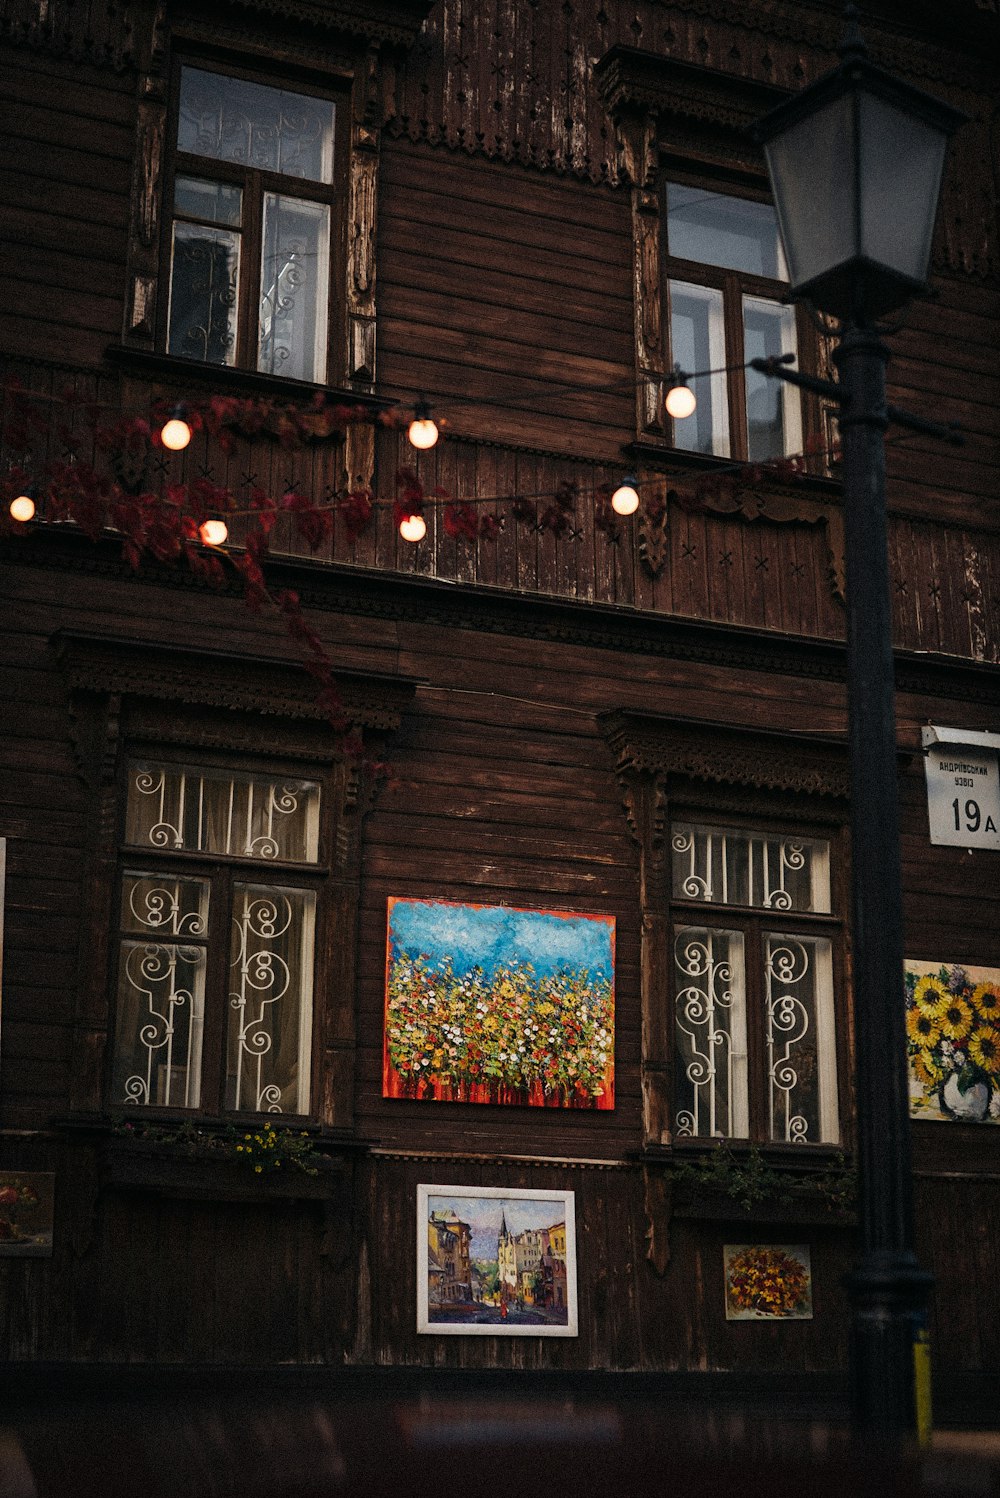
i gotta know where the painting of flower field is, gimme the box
[384,899,615,1108]
[905,960,1000,1124]
[724,1244,813,1321]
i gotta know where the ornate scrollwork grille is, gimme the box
[673,926,748,1139]
[765,933,837,1144]
[126,763,320,863]
[112,762,321,1114]
[671,823,830,913]
[670,820,840,1144]
[226,884,315,1115]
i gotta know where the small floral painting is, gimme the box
[0,1172,54,1256]
[724,1243,813,1321]
[905,960,1000,1124]
[384,899,615,1108]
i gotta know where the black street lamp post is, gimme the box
[751,8,967,1437]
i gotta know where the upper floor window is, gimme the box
[671,820,840,1145]
[664,183,803,463]
[165,65,341,383]
[110,759,326,1116]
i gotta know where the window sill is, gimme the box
[98,1135,345,1202]
[623,438,842,499]
[103,345,396,413]
[669,1182,856,1227]
[639,1143,857,1227]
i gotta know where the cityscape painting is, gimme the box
[384,899,615,1108]
[417,1185,578,1336]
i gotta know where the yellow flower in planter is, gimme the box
[939,996,973,1041]
[906,1007,941,1048]
[913,975,948,1016]
[970,1026,1000,1075]
[972,983,1000,1023]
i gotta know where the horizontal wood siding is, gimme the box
[0,47,133,366]
[378,141,635,461]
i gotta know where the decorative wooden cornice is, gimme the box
[595,45,789,139]
[53,632,417,732]
[599,710,851,800]
[191,0,433,48]
[15,532,1000,708]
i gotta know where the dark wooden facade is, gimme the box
[1,0,999,1406]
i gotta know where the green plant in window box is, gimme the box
[670,1141,855,1219]
[110,1116,323,1175]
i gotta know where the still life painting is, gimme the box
[0,1172,54,1256]
[384,899,614,1108]
[723,1243,813,1321]
[417,1184,578,1336]
[905,960,1000,1123]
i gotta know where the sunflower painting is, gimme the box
[905,960,1000,1124]
[384,899,615,1109]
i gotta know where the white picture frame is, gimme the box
[417,1184,578,1337]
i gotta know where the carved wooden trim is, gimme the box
[122,88,168,352]
[347,110,380,390]
[643,1163,673,1275]
[55,632,413,1127]
[602,711,848,1150]
[670,484,846,604]
[53,632,415,732]
[212,0,433,47]
[595,46,790,160]
[600,710,850,801]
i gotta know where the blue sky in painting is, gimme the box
[427,1194,567,1260]
[389,900,614,982]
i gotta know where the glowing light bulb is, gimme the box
[407,398,439,450]
[199,519,228,546]
[9,492,36,522]
[665,382,697,421]
[611,479,640,516]
[399,512,426,543]
[160,405,192,451]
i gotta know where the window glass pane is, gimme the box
[226,884,315,1114]
[178,67,335,184]
[667,183,787,280]
[674,925,748,1139]
[112,942,206,1108]
[668,280,729,457]
[743,296,802,461]
[167,222,240,365]
[121,872,209,939]
[173,175,242,227]
[126,763,321,864]
[257,194,330,383]
[672,823,830,914]
[765,933,838,1143]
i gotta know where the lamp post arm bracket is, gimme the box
[749,359,964,445]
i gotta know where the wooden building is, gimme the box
[0,0,998,1414]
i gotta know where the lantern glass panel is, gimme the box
[858,92,947,286]
[763,93,856,293]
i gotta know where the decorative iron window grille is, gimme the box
[110,761,323,1117]
[671,822,840,1145]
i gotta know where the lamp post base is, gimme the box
[847,1254,935,1437]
